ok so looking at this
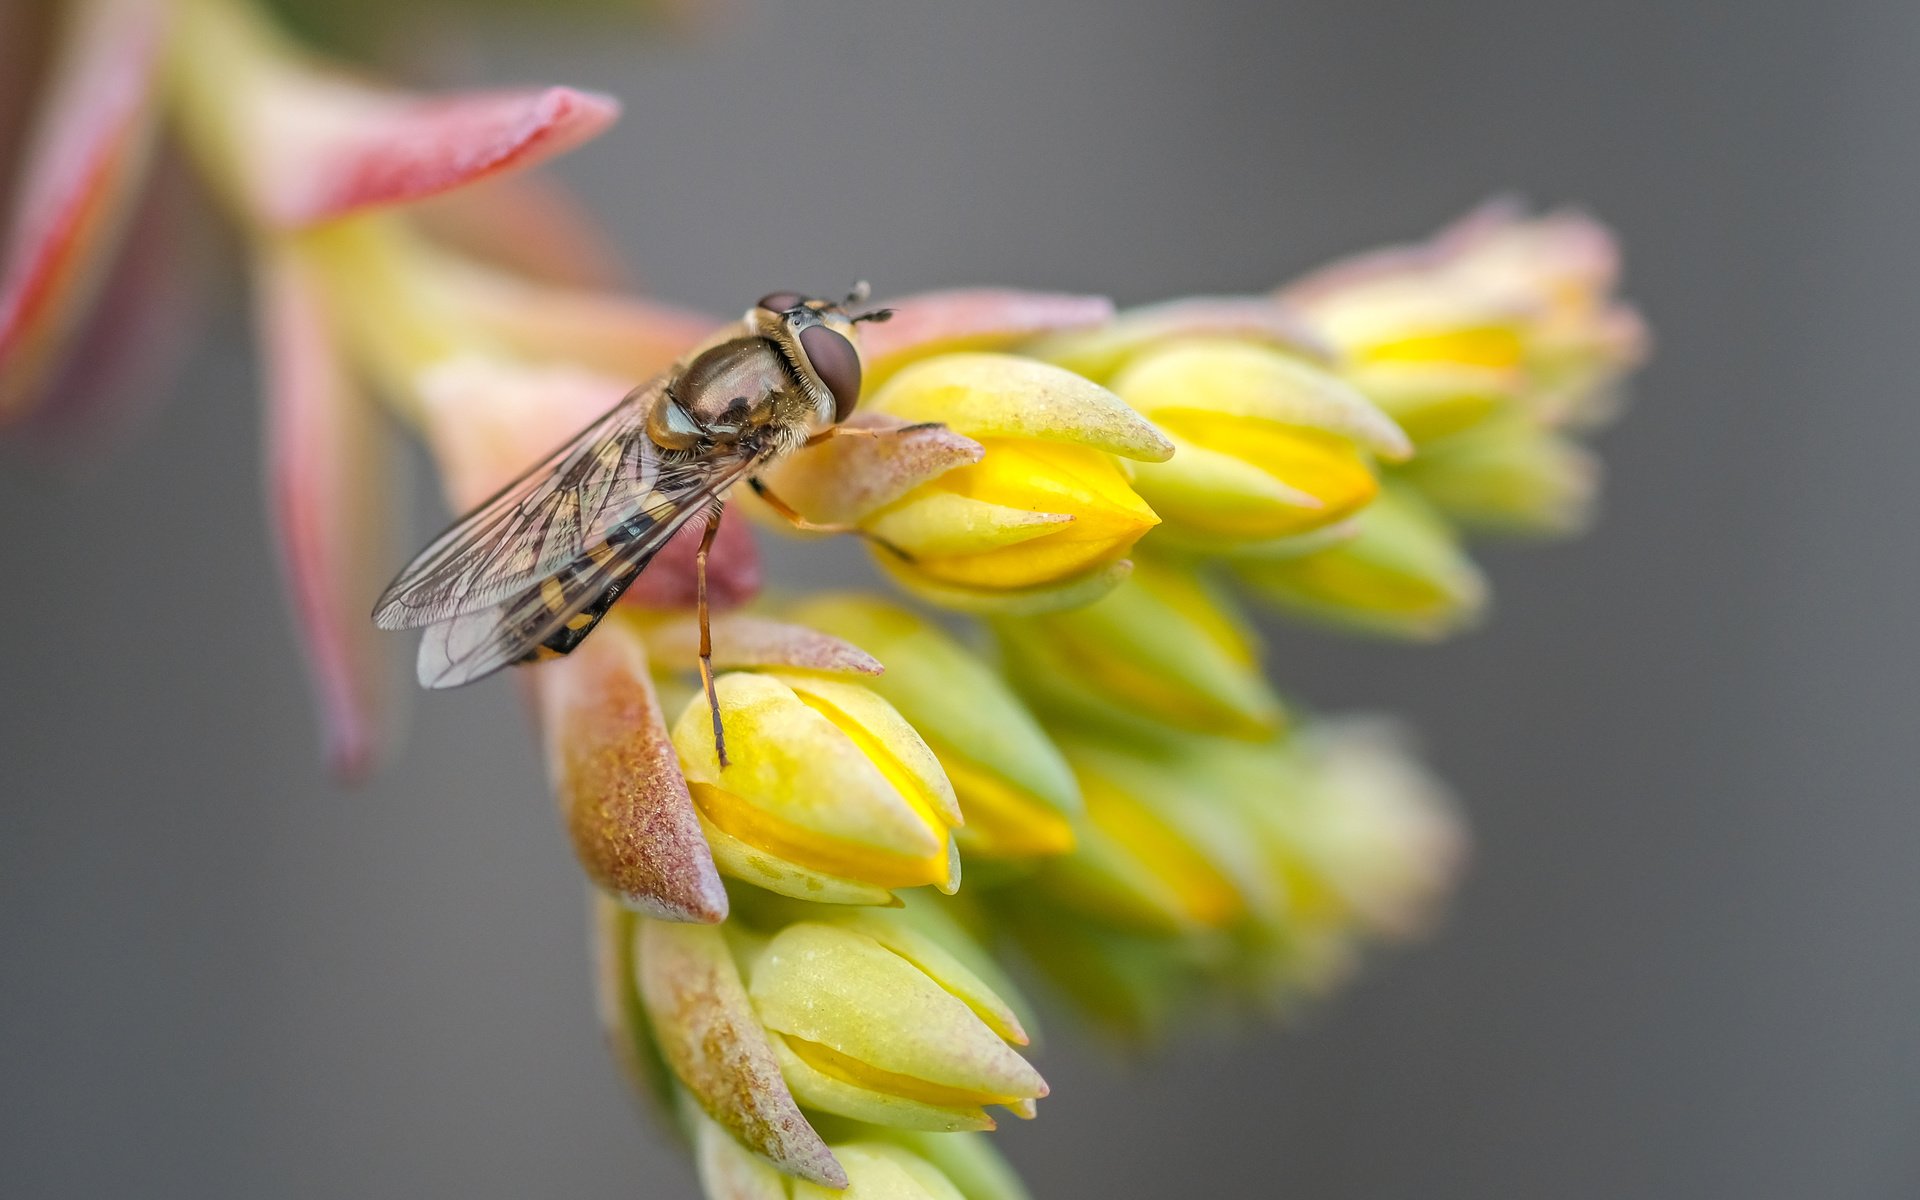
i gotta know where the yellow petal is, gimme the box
[1113,338,1409,458]
[879,438,1159,590]
[673,674,956,893]
[750,923,1046,1102]
[1136,417,1378,542]
[995,559,1284,740]
[866,352,1173,462]
[768,1035,994,1133]
[797,1143,969,1200]
[1235,483,1487,639]
[864,489,1074,559]
[1343,359,1517,444]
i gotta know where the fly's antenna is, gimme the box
[842,280,872,307]
[852,307,894,325]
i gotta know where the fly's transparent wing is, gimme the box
[372,378,673,631]
[413,450,763,689]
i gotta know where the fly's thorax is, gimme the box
[646,333,801,452]
[642,294,869,453]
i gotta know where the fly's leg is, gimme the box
[746,476,914,562]
[802,420,945,449]
[696,505,729,768]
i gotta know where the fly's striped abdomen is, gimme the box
[515,512,658,664]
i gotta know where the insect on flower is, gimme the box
[371,286,902,765]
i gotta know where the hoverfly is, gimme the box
[371,286,898,764]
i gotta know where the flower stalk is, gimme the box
[0,2,1648,1195]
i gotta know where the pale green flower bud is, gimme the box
[1233,482,1486,640]
[1395,416,1600,535]
[1035,732,1282,934]
[993,557,1285,741]
[842,1130,1032,1200]
[1265,719,1468,940]
[744,920,1047,1132]
[632,919,845,1187]
[794,1142,969,1200]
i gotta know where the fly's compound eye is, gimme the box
[799,324,862,423]
[756,291,805,315]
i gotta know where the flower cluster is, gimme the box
[1,1,1645,1196]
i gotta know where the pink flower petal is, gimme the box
[861,288,1115,383]
[257,245,398,782]
[432,262,717,384]
[15,153,209,454]
[418,359,634,510]
[537,620,729,923]
[260,84,621,228]
[0,0,166,425]
[412,173,630,290]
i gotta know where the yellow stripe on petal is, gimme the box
[784,1037,1028,1111]
[1355,324,1525,369]
[941,754,1077,858]
[691,781,950,892]
[864,490,1074,559]
[1081,769,1243,929]
[904,440,1158,590]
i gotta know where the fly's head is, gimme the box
[647,286,892,455]
[750,285,893,435]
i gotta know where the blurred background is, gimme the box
[3,1,1916,1197]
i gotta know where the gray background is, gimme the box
[4,1,1917,1197]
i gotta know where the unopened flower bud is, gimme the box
[786,594,1081,858]
[1109,338,1409,547]
[994,557,1284,740]
[672,671,962,905]
[850,353,1171,610]
[1233,483,1486,640]
[1282,200,1647,435]
[745,920,1047,1132]
[794,1142,969,1200]
[1036,733,1279,934]
[1396,416,1600,535]
[1244,719,1467,940]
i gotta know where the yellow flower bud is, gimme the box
[630,918,845,1188]
[824,1129,1032,1200]
[994,557,1284,741]
[1233,483,1486,640]
[859,353,1172,611]
[744,921,1047,1132]
[1109,338,1410,548]
[793,1143,969,1200]
[1396,415,1600,536]
[1024,294,1332,383]
[1036,733,1280,934]
[1282,201,1647,436]
[785,594,1081,859]
[671,671,963,905]
[688,1106,991,1200]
